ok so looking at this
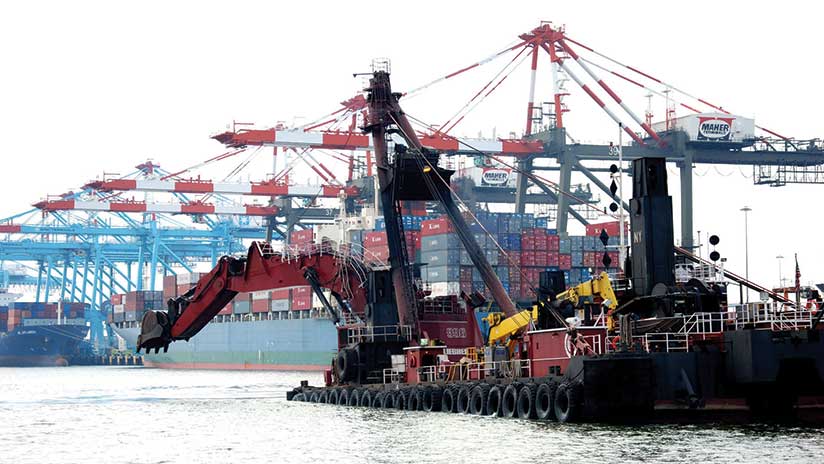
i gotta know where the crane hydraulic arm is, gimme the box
[556,272,618,311]
[486,272,618,347]
[136,242,369,353]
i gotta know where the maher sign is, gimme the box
[481,168,510,186]
[697,116,734,141]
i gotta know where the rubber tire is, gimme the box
[292,393,305,402]
[338,388,351,406]
[554,381,583,423]
[360,389,373,407]
[372,392,384,408]
[407,387,421,411]
[487,385,504,417]
[349,389,362,406]
[423,387,443,412]
[336,348,357,382]
[328,389,340,405]
[380,391,395,409]
[470,384,492,415]
[517,383,538,419]
[309,391,320,403]
[393,390,408,410]
[456,384,473,414]
[318,390,329,404]
[502,383,522,418]
[442,386,458,413]
[536,381,559,421]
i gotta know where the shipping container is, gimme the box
[363,247,389,264]
[421,233,462,251]
[421,217,455,236]
[559,254,572,270]
[363,231,388,247]
[291,296,312,310]
[177,272,205,285]
[428,282,462,297]
[252,299,270,313]
[425,265,461,283]
[292,286,311,297]
[650,113,755,144]
[270,299,290,312]
[233,300,251,314]
[271,289,289,300]
[420,249,462,267]
[290,228,315,244]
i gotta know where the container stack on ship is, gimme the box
[0,301,94,367]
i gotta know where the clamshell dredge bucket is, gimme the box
[136,310,172,353]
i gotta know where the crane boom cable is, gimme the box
[563,35,790,140]
[390,114,540,294]
[405,113,622,222]
[438,45,531,136]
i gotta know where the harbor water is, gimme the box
[2,366,823,464]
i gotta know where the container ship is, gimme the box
[0,302,93,367]
[112,212,621,371]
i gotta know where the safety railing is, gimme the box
[674,263,725,285]
[382,368,403,385]
[679,311,729,336]
[732,302,813,331]
[347,325,412,345]
[642,332,689,353]
[460,358,532,381]
[417,365,449,383]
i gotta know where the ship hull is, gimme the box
[0,325,91,367]
[114,318,337,371]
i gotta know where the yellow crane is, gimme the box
[484,272,619,353]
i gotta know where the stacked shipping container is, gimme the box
[418,213,622,302]
[0,302,89,332]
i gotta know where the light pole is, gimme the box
[740,206,752,302]
[776,255,784,288]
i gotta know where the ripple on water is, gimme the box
[1,367,823,464]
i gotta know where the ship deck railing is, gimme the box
[383,368,403,385]
[731,302,814,331]
[347,325,412,345]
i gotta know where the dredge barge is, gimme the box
[136,69,824,423]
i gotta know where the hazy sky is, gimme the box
[0,1,822,294]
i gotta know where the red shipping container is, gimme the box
[535,252,548,267]
[421,217,454,236]
[559,254,572,270]
[364,231,388,247]
[111,294,124,305]
[535,235,548,251]
[521,237,535,251]
[252,299,270,313]
[291,296,312,310]
[235,292,252,303]
[520,251,536,267]
[292,286,311,297]
[290,229,314,244]
[271,289,289,300]
[608,252,620,268]
[547,235,560,250]
[547,252,560,267]
[585,221,629,238]
[364,248,389,264]
[583,252,597,267]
